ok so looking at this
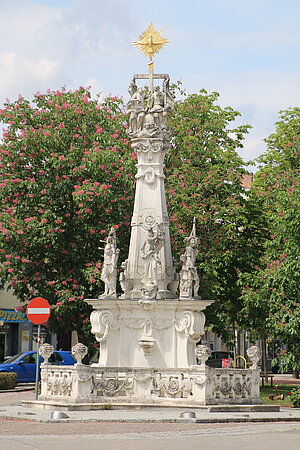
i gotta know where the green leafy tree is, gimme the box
[0,87,135,350]
[240,107,300,376]
[166,90,266,347]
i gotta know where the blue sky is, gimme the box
[1,0,300,167]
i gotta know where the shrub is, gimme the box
[290,387,300,408]
[0,372,17,390]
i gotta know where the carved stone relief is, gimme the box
[40,365,260,405]
[195,345,211,367]
[126,74,174,141]
[46,373,73,397]
[72,343,88,365]
[91,309,119,343]
[140,223,165,299]
[175,310,205,342]
[152,373,192,398]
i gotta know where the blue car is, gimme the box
[0,350,76,383]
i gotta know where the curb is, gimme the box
[0,386,35,394]
[1,415,300,424]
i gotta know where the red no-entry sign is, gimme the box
[26,297,51,324]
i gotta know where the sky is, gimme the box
[1,0,300,168]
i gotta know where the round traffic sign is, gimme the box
[26,297,51,324]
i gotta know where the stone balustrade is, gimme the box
[39,364,261,406]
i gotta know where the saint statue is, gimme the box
[141,224,164,297]
[148,86,165,128]
[100,227,120,298]
[179,218,200,298]
[126,87,145,135]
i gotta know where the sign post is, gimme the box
[26,297,51,400]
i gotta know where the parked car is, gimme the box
[206,351,234,368]
[0,350,76,383]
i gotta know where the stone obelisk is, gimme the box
[119,49,178,300]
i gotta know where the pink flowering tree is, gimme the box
[0,87,135,350]
[240,107,300,377]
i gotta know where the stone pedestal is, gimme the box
[88,298,212,369]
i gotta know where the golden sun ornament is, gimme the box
[133,23,169,65]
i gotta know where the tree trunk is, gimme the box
[233,323,238,367]
[262,338,268,383]
[293,369,299,379]
[56,331,71,351]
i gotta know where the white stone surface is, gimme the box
[39,364,261,406]
[179,218,200,299]
[119,73,177,300]
[88,298,212,369]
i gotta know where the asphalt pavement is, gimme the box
[0,373,299,424]
[1,385,300,450]
[0,387,300,424]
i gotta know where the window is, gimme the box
[48,352,63,364]
[22,353,37,364]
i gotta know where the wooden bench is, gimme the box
[260,375,275,387]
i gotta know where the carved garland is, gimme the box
[214,377,252,397]
[132,141,164,161]
[93,377,133,396]
[152,375,192,397]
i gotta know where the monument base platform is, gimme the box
[38,364,261,408]
[86,298,213,369]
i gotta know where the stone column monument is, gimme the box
[87,24,212,372]
[37,26,261,409]
[121,71,177,301]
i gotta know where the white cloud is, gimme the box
[0,52,63,99]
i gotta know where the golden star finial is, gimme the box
[133,23,169,62]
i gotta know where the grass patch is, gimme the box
[260,384,294,407]
[100,404,112,410]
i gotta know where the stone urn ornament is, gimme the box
[72,343,88,365]
[195,345,211,368]
[39,343,54,364]
[246,345,262,369]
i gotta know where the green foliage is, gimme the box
[0,372,17,389]
[258,107,300,172]
[290,387,300,407]
[166,90,264,342]
[240,106,300,371]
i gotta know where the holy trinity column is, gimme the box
[88,25,211,369]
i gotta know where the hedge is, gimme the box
[0,372,17,389]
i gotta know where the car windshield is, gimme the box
[2,353,23,364]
